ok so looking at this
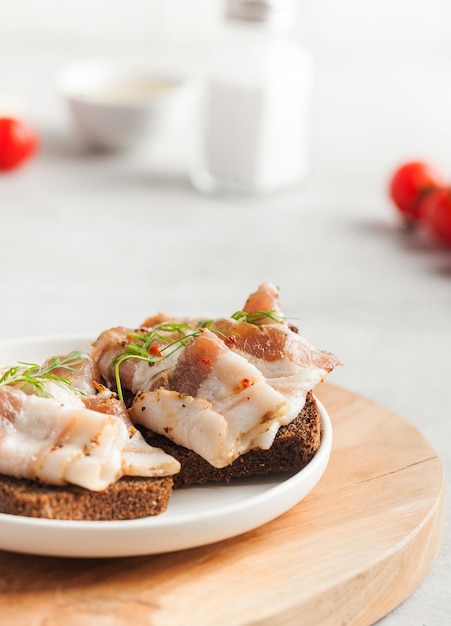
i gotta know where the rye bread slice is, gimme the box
[145,392,321,488]
[0,475,173,521]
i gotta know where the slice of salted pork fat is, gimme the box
[129,328,291,468]
[0,384,180,491]
[210,316,340,424]
[91,325,189,395]
[208,281,341,423]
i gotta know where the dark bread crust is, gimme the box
[145,392,321,488]
[0,475,173,520]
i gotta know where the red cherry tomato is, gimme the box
[0,117,38,171]
[389,161,446,222]
[421,188,451,245]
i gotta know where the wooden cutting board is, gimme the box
[0,384,445,626]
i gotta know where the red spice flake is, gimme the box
[241,378,252,389]
[201,358,211,365]
[91,437,100,446]
[225,335,237,346]
[149,345,162,357]
[92,380,104,392]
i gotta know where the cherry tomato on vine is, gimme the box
[0,117,38,171]
[388,161,446,222]
[421,188,451,245]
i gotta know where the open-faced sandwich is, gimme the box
[0,352,180,520]
[0,283,340,520]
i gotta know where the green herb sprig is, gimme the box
[112,322,204,401]
[111,311,285,402]
[230,309,285,325]
[0,351,87,398]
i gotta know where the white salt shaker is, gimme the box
[191,0,313,195]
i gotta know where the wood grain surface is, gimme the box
[0,383,445,626]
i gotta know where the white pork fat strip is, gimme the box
[210,317,340,423]
[91,325,188,394]
[129,329,290,468]
[0,383,180,491]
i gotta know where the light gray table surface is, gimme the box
[1,25,450,625]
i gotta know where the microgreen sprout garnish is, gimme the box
[112,310,286,401]
[230,310,286,325]
[112,322,203,402]
[0,351,87,398]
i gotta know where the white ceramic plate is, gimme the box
[0,335,332,558]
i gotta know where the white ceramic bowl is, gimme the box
[57,61,194,151]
